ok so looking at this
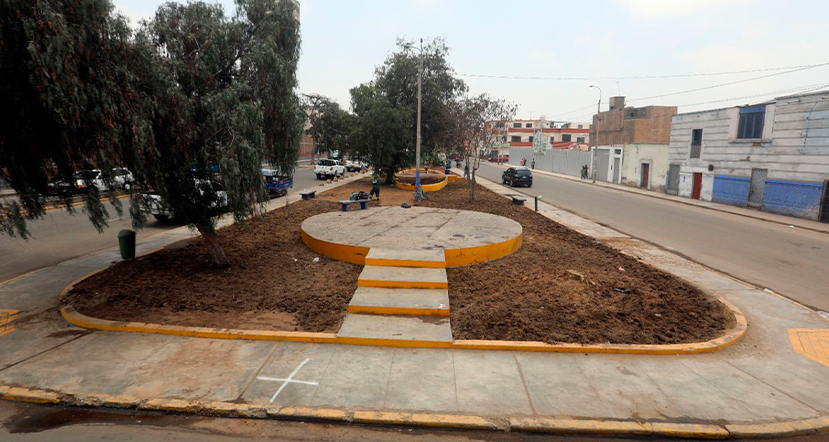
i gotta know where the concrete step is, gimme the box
[364,248,446,268]
[336,313,453,345]
[358,266,448,289]
[348,287,450,317]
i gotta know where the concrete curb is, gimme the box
[1,387,827,439]
[60,297,746,354]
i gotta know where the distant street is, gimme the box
[0,167,321,283]
[476,162,829,312]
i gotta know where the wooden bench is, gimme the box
[510,195,527,205]
[338,199,369,211]
[300,190,316,200]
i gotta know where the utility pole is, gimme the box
[589,85,601,183]
[415,38,423,195]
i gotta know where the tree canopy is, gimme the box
[0,0,304,266]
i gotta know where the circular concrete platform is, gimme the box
[301,206,523,267]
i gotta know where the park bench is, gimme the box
[510,195,527,205]
[300,190,317,200]
[338,199,369,211]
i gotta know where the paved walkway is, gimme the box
[1,171,829,438]
[491,162,829,235]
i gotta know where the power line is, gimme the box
[562,82,829,122]
[549,62,829,118]
[458,63,827,81]
[626,62,829,103]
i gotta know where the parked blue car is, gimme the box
[261,169,292,197]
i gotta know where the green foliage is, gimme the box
[349,84,413,181]
[0,0,304,266]
[303,94,354,158]
[0,0,146,237]
[348,38,466,178]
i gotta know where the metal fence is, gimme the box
[508,147,591,178]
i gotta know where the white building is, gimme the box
[668,91,829,221]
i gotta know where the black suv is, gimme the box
[502,166,533,187]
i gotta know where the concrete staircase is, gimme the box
[337,249,453,345]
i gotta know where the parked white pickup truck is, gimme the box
[314,159,345,179]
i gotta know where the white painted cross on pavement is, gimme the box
[257,358,318,403]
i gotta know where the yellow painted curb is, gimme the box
[276,406,352,422]
[2,386,826,439]
[364,257,445,268]
[357,279,448,290]
[61,306,339,343]
[301,230,370,266]
[646,422,730,439]
[0,386,61,404]
[347,305,450,317]
[353,410,503,430]
[61,294,745,355]
[509,416,650,436]
[302,224,522,268]
[393,176,448,192]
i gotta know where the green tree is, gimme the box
[0,0,304,268]
[303,94,353,160]
[443,94,516,201]
[373,38,467,160]
[0,0,148,238]
[132,0,303,266]
[349,84,412,183]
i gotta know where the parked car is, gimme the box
[488,154,509,163]
[261,169,292,197]
[345,160,366,172]
[72,168,135,193]
[448,153,462,160]
[142,179,228,221]
[502,166,532,187]
[314,159,345,179]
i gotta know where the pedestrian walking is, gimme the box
[531,158,535,169]
[463,163,469,179]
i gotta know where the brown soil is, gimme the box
[65,199,360,332]
[65,177,731,344]
[418,181,732,345]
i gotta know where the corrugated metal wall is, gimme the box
[508,148,590,178]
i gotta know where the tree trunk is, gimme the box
[470,168,476,201]
[196,223,230,268]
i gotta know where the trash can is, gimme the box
[118,229,136,260]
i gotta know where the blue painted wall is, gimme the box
[763,180,823,220]
[712,175,749,207]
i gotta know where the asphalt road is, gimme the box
[476,162,829,312]
[0,168,322,283]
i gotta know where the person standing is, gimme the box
[463,162,469,179]
[531,158,535,169]
[369,173,380,200]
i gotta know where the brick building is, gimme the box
[588,97,677,188]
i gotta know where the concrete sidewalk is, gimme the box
[2,171,829,438]
[487,161,829,235]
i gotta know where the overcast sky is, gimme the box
[113,0,829,122]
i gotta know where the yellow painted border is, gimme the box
[393,175,448,192]
[61,295,745,355]
[301,230,369,266]
[347,305,450,317]
[302,224,523,268]
[364,257,445,268]
[357,279,448,290]
[2,387,827,438]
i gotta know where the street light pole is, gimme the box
[415,38,423,195]
[589,85,601,184]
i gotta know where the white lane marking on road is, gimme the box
[258,358,317,403]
